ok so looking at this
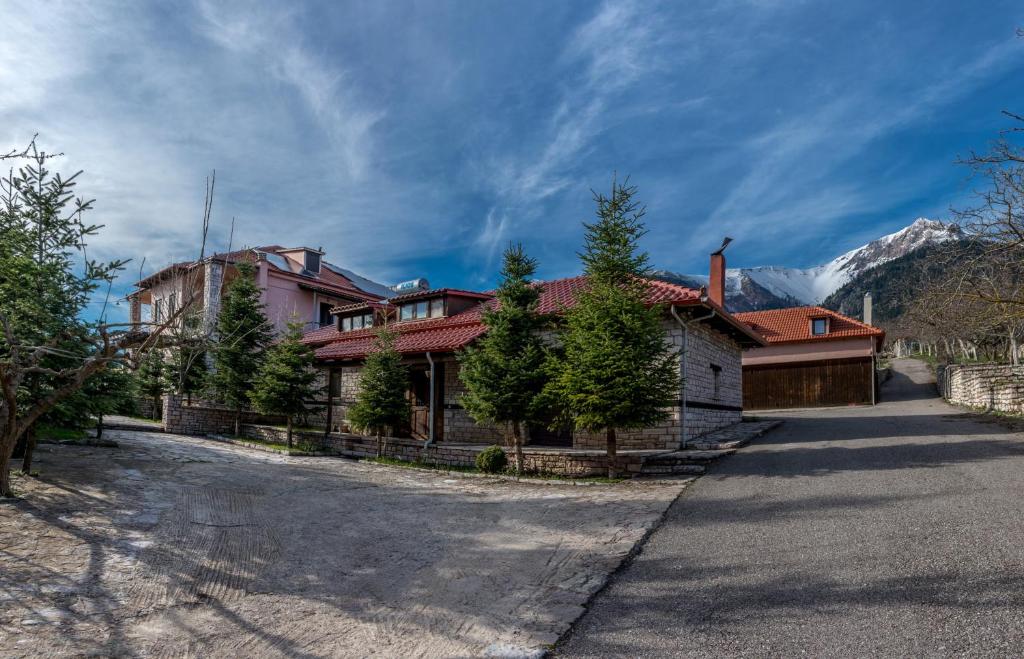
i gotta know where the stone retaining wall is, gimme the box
[135,397,161,421]
[937,364,1024,414]
[237,423,646,477]
[162,395,286,436]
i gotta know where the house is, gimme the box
[128,245,395,333]
[302,253,765,450]
[733,305,885,410]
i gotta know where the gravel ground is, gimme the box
[0,429,689,657]
[558,358,1024,657]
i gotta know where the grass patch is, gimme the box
[37,425,88,442]
[363,456,625,483]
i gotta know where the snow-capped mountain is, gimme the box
[654,218,962,312]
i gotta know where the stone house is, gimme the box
[302,256,765,450]
[127,245,395,334]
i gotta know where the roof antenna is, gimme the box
[711,236,733,255]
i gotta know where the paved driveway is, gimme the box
[1,428,687,657]
[560,358,1024,657]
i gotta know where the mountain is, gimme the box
[654,218,962,312]
[824,238,981,323]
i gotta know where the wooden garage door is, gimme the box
[743,357,874,410]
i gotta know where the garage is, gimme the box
[733,306,884,410]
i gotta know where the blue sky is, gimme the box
[3,1,1024,321]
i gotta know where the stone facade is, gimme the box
[313,319,744,451]
[937,364,1024,414]
[162,394,285,436]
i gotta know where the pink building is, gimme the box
[128,245,395,333]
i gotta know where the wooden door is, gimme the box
[742,357,873,410]
[406,363,445,440]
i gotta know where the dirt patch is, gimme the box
[0,430,687,657]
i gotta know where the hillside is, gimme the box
[821,243,961,323]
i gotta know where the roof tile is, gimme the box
[732,306,884,345]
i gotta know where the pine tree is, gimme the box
[546,179,679,477]
[82,364,134,439]
[249,319,319,447]
[209,261,273,435]
[458,243,548,473]
[135,350,167,420]
[165,311,208,404]
[348,326,410,457]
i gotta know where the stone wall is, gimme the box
[135,397,162,421]
[937,364,1024,414]
[238,423,647,477]
[162,395,286,436]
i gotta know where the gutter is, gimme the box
[670,302,717,449]
[425,351,436,447]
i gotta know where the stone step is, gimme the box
[638,463,706,476]
[643,449,735,465]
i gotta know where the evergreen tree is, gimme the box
[135,350,167,420]
[545,179,679,477]
[165,311,208,404]
[209,261,273,436]
[458,243,547,473]
[82,364,134,439]
[348,326,410,457]
[249,319,319,447]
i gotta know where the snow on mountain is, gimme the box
[654,218,961,311]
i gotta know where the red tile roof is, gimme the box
[733,306,884,346]
[306,275,763,361]
[387,287,494,304]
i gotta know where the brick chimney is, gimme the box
[863,292,873,326]
[709,237,731,307]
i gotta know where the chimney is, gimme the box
[863,292,873,326]
[709,237,732,308]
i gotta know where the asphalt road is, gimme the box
[559,358,1024,657]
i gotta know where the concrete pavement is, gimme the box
[559,358,1024,657]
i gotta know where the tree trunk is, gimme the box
[0,427,13,498]
[286,416,293,449]
[20,424,37,475]
[606,427,618,479]
[96,413,104,441]
[376,429,383,458]
[511,421,525,474]
[152,396,159,420]
[234,411,241,438]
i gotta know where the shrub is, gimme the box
[475,445,508,473]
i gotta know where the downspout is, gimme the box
[425,352,436,447]
[670,303,717,449]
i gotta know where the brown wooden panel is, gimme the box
[743,357,873,410]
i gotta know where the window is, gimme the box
[340,312,374,332]
[305,251,321,273]
[154,299,163,322]
[811,318,828,336]
[710,364,722,399]
[399,298,443,322]
[329,370,342,397]
[319,303,333,327]
[168,293,177,318]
